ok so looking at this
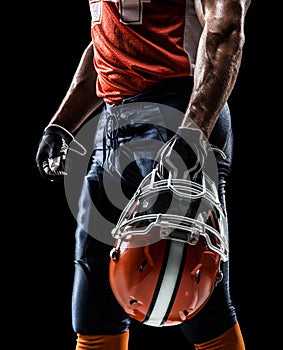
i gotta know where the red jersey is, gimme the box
[88,0,202,104]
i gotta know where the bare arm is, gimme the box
[181,0,251,138]
[49,42,103,133]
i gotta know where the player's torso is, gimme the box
[88,0,202,103]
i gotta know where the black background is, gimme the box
[23,1,264,349]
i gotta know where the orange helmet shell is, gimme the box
[109,231,220,327]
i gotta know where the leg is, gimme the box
[72,157,132,347]
[180,103,245,346]
[71,102,171,349]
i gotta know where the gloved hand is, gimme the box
[35,124,85,182]
[156,127,208,181]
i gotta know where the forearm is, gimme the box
[49,42,103,133]
[182,0,250,138]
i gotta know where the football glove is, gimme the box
[35,124,86,182]
[156,127,208,181]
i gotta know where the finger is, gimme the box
[48,156,61,171]
[43,160,51,174]
[43,160,67,177]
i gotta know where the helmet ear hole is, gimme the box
[195,269,201,283]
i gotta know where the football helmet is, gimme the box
[109,166,228,327]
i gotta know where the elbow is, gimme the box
[206,16,246,57]
[205,1,247,52]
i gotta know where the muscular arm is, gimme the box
[49,42,103,133]
[181,0,251,138]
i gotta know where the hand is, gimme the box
[35,124,75,182]
[156,127,208,181]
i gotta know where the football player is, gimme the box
[35,0,251,349]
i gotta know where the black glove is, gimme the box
[35,124,84,182]
[156,127,208,181]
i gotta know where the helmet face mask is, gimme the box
[109,168,228,326]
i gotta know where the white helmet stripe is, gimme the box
[144,241,185,326]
